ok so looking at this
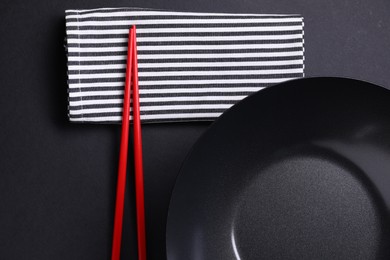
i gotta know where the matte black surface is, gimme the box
[167,78,390,259]
[1,0,390,259]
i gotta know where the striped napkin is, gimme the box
[65,8,304,123]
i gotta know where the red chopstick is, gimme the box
[111,28,133,260]
[111,26,147,260]
[131,25,147,260]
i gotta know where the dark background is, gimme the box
[0,0,389,259]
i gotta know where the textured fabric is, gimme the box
[65,8,304,123]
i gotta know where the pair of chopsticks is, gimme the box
[111,26,147,260]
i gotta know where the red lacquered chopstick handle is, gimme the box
[111,28,133,260]
[131,26,147,260]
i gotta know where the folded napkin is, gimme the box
[65,8,304,123]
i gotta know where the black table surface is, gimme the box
[1,0,389,259]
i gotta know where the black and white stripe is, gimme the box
[65,8,304,123]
